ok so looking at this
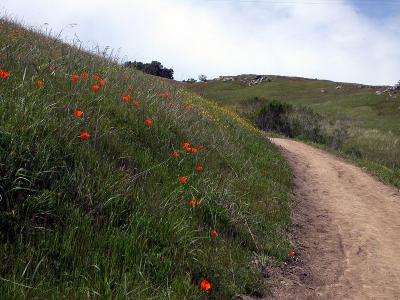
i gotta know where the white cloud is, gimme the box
[1,0,399,85]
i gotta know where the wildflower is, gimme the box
[91,85,100,92]
[191,148,198,154]
[185,104,193,110]
[122,95,131,103]
[93,75,101,81]
[144,119,153,127]
[169,102,174,108]
[133,101,139,107]
[80,73,89,79]
[172,151,179,159]
[289,250,296,257]
[0,69,10,80]
[79,131,90,140]
[70,74,79,82]
[198,145,205,151]
[182,143,190,149]
[199,279,212,292]
[185,147,192,153]
[35,79,44,89]
[99,80,107,87]
[179,176,188,184]
[210,230,218,238]
[123,74,129,80]
[74,110,84,118]
[195,165,203,172]
[189,200,201,207]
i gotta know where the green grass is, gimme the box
[0,19,293,299]
[187,77,400,189]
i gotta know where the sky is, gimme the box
[1,0,400,85]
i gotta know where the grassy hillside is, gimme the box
[188,77,400,188]
[0,20,292,299]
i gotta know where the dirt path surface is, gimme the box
[268,138,400,299]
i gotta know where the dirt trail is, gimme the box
[268,138,400,299]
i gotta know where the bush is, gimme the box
[254,99,328,144]
[255,100,293,136]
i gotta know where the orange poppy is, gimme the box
[182,142,190,149]
[74,110,84,118]
[198,145,205,151]
[185,104,193,110]
[195,165,203,172]
[189,200,201,207]
[199,279,212,292]
[99,80,107,87]
[35,79,44,89]
[210,230,218,238]
[144,119,153,127]
[185,147,192,153]
[70,74,79,82]
[0,69,10,80]
[191,148,198,154]
[179,176,188,184]
[79,131,90,140]
[91,85,100,92]
[289,250,296,257]
[80,73,89,79]
[93,75,101,81]
[122,95,131,103]
[172,151,179,159]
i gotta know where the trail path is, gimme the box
[268,138,400,299]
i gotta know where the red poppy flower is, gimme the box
[35,80,44,89]
[210,230,218,238]
[133,101,139,107]
[172,151,179,159]
[70,74,79,82]
[74,110,84,118]
[80,73,89,79]
[179,176,188,184]
[198,145,205,151]
[122,95,131,103]
[79,131,90,140]
[93,75,101,81]
[189,200,201,207]
[0,69,10,80]
[195,165,203,172]
[99,80,107,87]
[144,119,153,127]
[200,279,212,292]
[91,85,100,92]
[185,147,192,153]
[289,250,296,257]
[191,148,198,154]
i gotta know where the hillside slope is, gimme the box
[188,77,400,188]
[0,21,291,299]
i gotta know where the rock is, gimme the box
[320,89,326,93]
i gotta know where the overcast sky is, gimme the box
[1,0,400,85]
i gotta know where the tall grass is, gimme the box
[0,19,292,299]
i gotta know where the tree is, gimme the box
[198,75,207,82]
[124,60,174,79]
